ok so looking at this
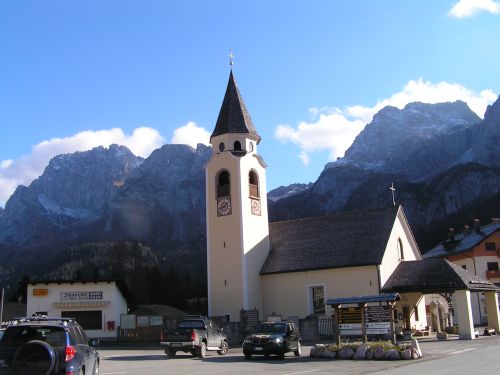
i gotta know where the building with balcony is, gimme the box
[424,218,500,325]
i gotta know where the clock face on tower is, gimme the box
[217,197,232,217]
[251,198,261,216]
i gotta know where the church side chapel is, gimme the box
[205,68,500,340]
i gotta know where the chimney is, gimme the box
[473,219,480,233]
[448,228,455,241]
[492,218,500,224]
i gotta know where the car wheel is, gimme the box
[217,340,228,355]
[13,340,56,375]
[198,342,207,358]
[165,348,176,358]
[264,354,270,359]
[244,353,252,360]
[294,341,302,357]
[190,350,197,357]
[278,351,285,359]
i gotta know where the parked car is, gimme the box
[242,321,302,359]
[0,329,4,341]
[160,315,228,358]
[0,315,99,375]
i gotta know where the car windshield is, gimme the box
[257,323,286,334]
[0,326,67,347]
[178,320,205,329]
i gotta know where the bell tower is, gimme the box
[206,70,269,321]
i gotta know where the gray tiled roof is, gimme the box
[382,259,499,293]
[260,206,401,275]
[211,71,260,141]
[424,221,499,258]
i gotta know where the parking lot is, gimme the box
[98,336,500,375]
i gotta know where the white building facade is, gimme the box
[27,280,128,340]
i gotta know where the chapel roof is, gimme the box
[424,220,500,258]
[382,259,499,293]
[260,205,403,275]
[211,71,260,142]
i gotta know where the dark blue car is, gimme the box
[0,316,99,375]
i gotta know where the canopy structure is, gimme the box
[326,293,400,306]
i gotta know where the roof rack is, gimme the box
[11,315,76,325]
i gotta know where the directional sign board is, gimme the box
[338,306,391,336]
[365,306,390,323]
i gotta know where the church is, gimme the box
[205,70,500,339]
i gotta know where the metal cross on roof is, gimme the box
[390,182,396,206]
[228,49,234,67]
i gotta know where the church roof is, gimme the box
[382,259,499,293]
[260,206,401,275]
[211,71,260,142]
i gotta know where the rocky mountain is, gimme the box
[0,144,143,246]
[269,97,500,250]
[339,101,480,180]
[267,183,313,202]
[1,96,499,302]
[0,143,211,300]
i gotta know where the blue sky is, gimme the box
[1,0,500,206]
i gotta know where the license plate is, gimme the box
[170,343,182,347]
[254,347,263,351]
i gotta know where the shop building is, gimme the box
[26,279,129,340]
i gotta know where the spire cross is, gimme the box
[390,182,396,206]
[228,49,234,67]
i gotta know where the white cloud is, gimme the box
[0,127,164,206]
[275,79,497,165]
[171,121,211,148]
[448,0,500,18]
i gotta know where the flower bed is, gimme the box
[309,339,422,360]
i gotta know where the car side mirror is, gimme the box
[88,339,99,347]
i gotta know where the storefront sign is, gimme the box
[33,288,49,296]
[60,291,103,301]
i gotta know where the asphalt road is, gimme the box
[97,336,500,375]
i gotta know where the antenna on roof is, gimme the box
[390,182,396,206]
[228,49,234,68]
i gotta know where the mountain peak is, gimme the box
[342,101,481,180]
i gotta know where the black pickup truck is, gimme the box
[160,316,228,358]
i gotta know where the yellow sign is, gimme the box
[33,288,48,296]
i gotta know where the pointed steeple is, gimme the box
[211,71,260,142]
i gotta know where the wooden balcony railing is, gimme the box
[486,270,500,280]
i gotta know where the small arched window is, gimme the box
[249,170,259,198]
[234,140,242,151]
[217,170,230,198]
[397,238,404,261]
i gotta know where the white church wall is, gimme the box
[261,265,379,319]
[379,210,421,287]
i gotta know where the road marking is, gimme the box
[282,370,321,375]
[450,348,476,355]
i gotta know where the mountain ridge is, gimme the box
[1,97,499,303]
